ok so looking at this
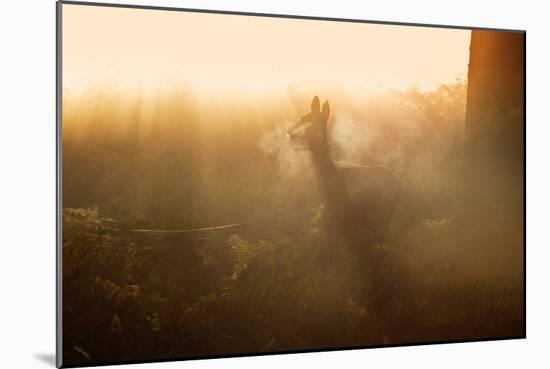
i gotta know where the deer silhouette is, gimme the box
[288,96,401,241]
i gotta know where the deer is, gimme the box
[287,97,419,343]
[287,96,401,243]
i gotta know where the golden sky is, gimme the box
[62,4,471,95]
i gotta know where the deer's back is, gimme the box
[334,161,401,230]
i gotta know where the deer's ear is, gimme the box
[311,96,320,113]
[321,100,330,121]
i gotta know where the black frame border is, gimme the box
[55,1,527,367]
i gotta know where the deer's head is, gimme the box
[287,96,330,150]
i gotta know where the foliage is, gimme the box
[62,201,522,366]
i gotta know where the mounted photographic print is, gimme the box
[56,1,526,367]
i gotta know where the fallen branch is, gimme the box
[102,223,242,234]
[99,208,314,236]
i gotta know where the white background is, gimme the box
[1,0,548,368]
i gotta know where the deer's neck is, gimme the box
[309,141,348,216]
[310,144,336,179]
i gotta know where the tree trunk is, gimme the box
[464,30,525,239]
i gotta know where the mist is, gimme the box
[61,81,522,365]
